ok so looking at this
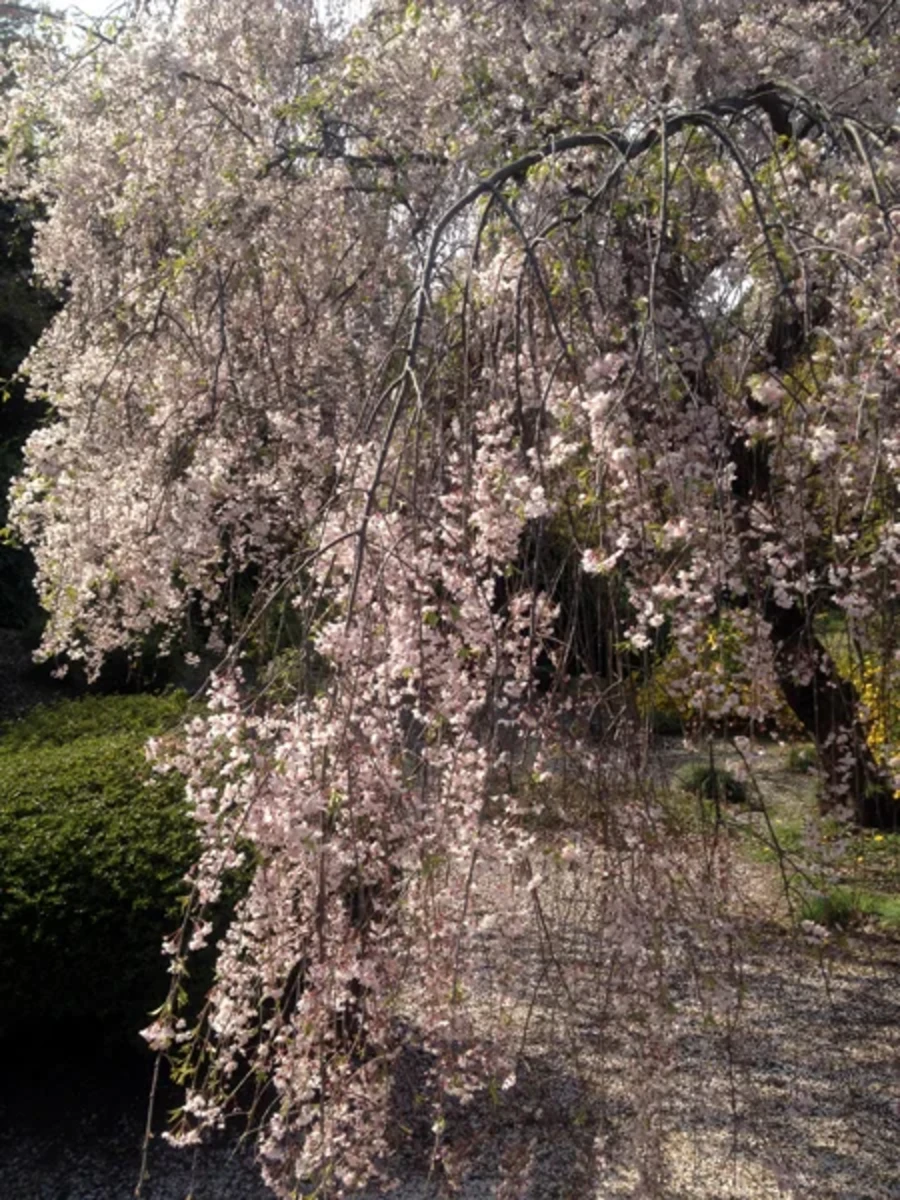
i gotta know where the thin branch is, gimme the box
[857,0,898,42]
[343,85,893,620]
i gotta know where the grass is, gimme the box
[799,887,860,929]
[741,814,806,862]
[786,743,817,774]
[663,737,900,934]
[799,886,900,930]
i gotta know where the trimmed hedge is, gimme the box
[0,692,198,1042]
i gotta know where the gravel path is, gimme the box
[4,916,896,1199]
[0,1040,273,1200]
[1,734,898,1199]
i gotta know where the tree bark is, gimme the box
[728,432,896,830]
[764,598,897,829]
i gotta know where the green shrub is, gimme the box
[676,761,749,806]
[800,886,900,931]
[799,887,861,929]
[0,690,191,750]
[861,891,900,928]
[0,692,198,1043]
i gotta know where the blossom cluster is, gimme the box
[2,0,899,1191]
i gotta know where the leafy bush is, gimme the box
[0,693,198,1042]
[799,887,861,930]
[815,613,900,789]
[800,885,900,931]
[0,690,191,750]
[676,761,749,806]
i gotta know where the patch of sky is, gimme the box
[697,259,754,321]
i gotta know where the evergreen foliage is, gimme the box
[0,692,196,1041]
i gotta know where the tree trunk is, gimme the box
[765,599,897,829]
[727,428,896,830]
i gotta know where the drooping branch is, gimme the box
[266,82,896,191]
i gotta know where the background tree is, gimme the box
[2,0,898,1194]
[0,191,53,631]
[0,1,56,635]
